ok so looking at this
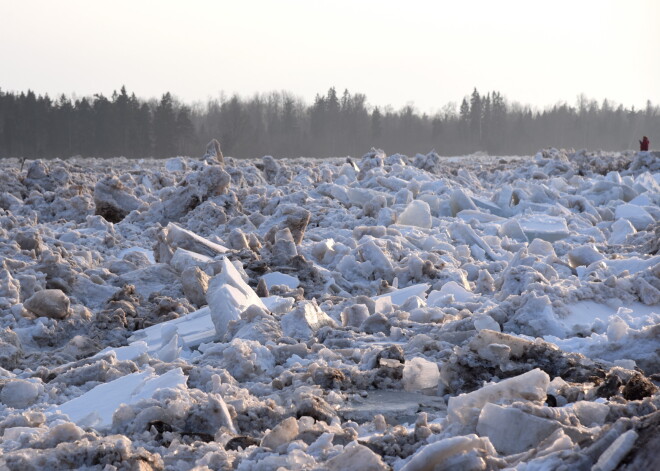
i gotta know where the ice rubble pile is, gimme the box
[0,147,658,470]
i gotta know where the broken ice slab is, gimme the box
[449,189,478,216]
[614,203,654,230]
[49,367,187,430]
[476,403,560,455]
[456,210,506,224]
[261,271,300,290]
[403,357,440,392]
[262,295,295,315]
[427,281,476,306]
[470,195,507,216]
[117,263,181,300]
[518,214,569,242]
[166,222,229,257]
[448,221,501,261]
[591,429,638,471]
[400,434,495,471]
[608,218,636,245]
[591,255,660,276]
[498,219,529,242]
[281,301,337,339]
[340,390,446,425]
[170,247,213,273]
[117,246,155,264]
[397,200,432,229]
[560,300,659,332]
[93,341,148,362]
[372,283,430,307]
[207,258,267,338]
[128,306,216,353]
[447,368,550,426]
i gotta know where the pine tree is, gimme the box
[154,92,176,157]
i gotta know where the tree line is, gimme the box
[0,86,657,159]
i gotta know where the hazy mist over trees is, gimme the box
[0,86,657,159]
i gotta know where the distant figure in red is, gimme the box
[640,136,650,151]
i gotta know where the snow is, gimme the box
[1,149,658,469]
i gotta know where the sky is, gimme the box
[2,0,659,113]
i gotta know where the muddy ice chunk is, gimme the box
[447,368,550,427]
[398,200,432,228]
[503,293,567,338]
[0,269,20,307]
[357,149,385,180]
[341,304,370,328]
[23,289,70,319]
[227,305,283,343]
[261,204,311,245]
[203,138,225,165]
[152,165,231,224]
[261,416,299,450]
[0,192,23,211]
[403,357,440,392]
[2,433,163,469]
[476,403,560,455]
[358,239,394,282]
[0,328,22,370]
[1,379,43,408]
[15,230,44,254]
[181,266,210,307]
[281,301,337,339]
[622,373,657,400]
[326,441,389,471]
[262,155,280,182]
[207,258,266,338]
[360,313,390,335]
[227,227,251,250]
[117,263,181,301]
[165,156,187,172]
[271,228,299,265]
[400,434,496,471]
[94,176,142,223]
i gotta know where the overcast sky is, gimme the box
[2,0,659,112]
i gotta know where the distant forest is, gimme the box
[0,86,657,159]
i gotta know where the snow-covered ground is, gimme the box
[0,147,658,470]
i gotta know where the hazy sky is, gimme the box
[2,0,659,112]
